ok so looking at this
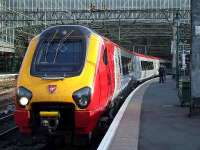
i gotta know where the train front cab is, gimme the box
[14,26,114,138]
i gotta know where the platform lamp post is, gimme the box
[175,11,180,88]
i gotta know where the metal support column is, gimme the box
[174,11,180,87]
[190,0,200,115]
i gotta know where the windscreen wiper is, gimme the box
[44,30,58,62]
[53,30,74,64]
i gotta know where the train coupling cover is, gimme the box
[39,111,60,133]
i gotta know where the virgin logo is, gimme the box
[48,85,57,94]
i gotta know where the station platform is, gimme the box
[109,77,200,150]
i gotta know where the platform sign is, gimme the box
[191,0,200,98]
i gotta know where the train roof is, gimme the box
[40,25,94,38]
[103,37,162,61]
[132,52,160,60]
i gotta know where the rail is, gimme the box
[0,77,16,136]
[0,113,17,137]
[0,74,18,94]
[0,113,14,121]
[0,126,18,137]
[0,92,15,115]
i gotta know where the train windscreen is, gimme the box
[31,35,86,77]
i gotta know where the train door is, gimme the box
[106,44,115,100]
[153,60,157,76]
[155,60,159,75]
[112,46,121,100]
[133,55,141,81]
[104,45,113,100]
[99,44,111,106]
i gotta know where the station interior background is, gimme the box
[0,0,190,76]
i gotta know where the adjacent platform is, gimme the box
[108,77,200,150]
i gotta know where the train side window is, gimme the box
[141,61,154,70]
[121,56,132,75]
[103,48,108,65]
[141,61,146,70]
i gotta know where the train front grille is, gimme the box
[31,102,75,133]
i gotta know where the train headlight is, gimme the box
[17,86,32,107]
[72,87,91,109]
[19,97,29,106]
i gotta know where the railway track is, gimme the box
[0,126,18,137]
[0,113,14,121]
[0,90,17,138]
[0,113,18,137]
[0,90,15,115]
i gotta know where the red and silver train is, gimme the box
[14,25,169,142]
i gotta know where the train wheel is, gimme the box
[73,132,92,146]
[47,135,65,147]
[98,116,110,132]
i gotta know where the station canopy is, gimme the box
[3,0,190,10]
[0,0,191,58]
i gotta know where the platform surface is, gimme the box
[109,77,200,150]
